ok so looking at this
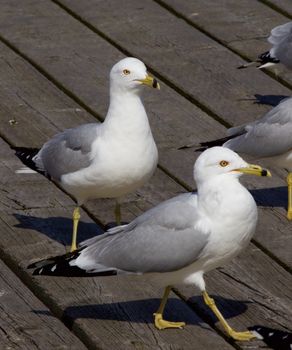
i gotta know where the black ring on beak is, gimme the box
[153,78,159,88]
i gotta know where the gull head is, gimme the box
[194,147,271,185]
[110,57,160,94]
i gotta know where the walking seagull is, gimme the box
[28,147,271,341]
[194,97,292,220]
[238,21,292,70]
[14,57,160,251]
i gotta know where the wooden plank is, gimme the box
[159,0,292,88]
[0,2,289,348]
[261,0,292,17]
[0,0,288,270]
[0,0,289,275]
[0,27,225,218]
[0,259,87,350]
[45,0,292,270]
[0,42,235,349]
[1,137,292,350]
[0,43,290,350]
[48,0,292,125]
[181,244,292,335]
[0,139,234,350]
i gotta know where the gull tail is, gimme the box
[12,147,45,176]
[237,50,280,69]
[196,135,236,151]
[179,135,238,151]
[28,250,117,277]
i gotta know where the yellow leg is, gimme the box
[153,286,186,330]
[203,291,256,341]
[71,207,80,252]
[287,173,292,220]
[115,200,121,225]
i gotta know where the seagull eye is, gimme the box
[219,160,229,167]
[123,69,131,75]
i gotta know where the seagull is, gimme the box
[238,21,292,70]
[28,147,271,341]
[14,57,160,252]
[194,97,292,220]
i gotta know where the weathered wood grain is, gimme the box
[0,1,291,349]
[0,0,289,269]
[181,244,292,337]
[261,0,292,17]
[1,137,292,350]
[159,0,292,88]
[51,0,291,125]
[0,23,224,217]
[0,259,87,350]
[0,42,236,348]
[0,39,291,350]
[0,138,235,350]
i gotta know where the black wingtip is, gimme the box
[258,51,280,65]
[28,249,119,277]
[249,325,292,349]
[12,146,42,172]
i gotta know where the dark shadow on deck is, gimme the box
[13,214,103,246]
[250,186,287,209]
[253,94,290,106]
[33,296,249,328]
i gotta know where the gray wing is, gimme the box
[77,192,211,274]
[268,22,292,46]
[34,123,100,180]
[225,98,292,157]
[269,22,292,68]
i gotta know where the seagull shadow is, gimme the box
[253,94,290,106]
[248,325,292,350]
[250,186,287,209]
[13,213,103,246]
[32,295,250,328]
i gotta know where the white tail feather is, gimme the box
[16,167,37,174]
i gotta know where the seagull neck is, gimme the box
[105,89,149,127]
[197,175,245,216]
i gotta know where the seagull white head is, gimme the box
[194,147,271,185]
[110,57,160,93]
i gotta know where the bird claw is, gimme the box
[153,313,185,330]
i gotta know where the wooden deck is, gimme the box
[0,0,291,349]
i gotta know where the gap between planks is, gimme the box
[51,0,292,104]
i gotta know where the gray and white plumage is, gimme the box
[199,97,292,172]
[29,147,271,338]
[268,21,292,70]
[238,21,292,70]
[15,57,159,211]
[34,123,99,181]
[29,147,269,289]
[75,192,208,274]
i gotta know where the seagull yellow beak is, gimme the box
[137,74,160,89]
[235,164,272,177]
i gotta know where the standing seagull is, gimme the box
[194,97,292,220]
[14,57,160,251]
[238,21,292,70]
[28,147,271,341]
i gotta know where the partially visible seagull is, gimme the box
[238,21,292,70]
[14,57,160,251]
[193,97,292,220]
[28,147,271,341]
